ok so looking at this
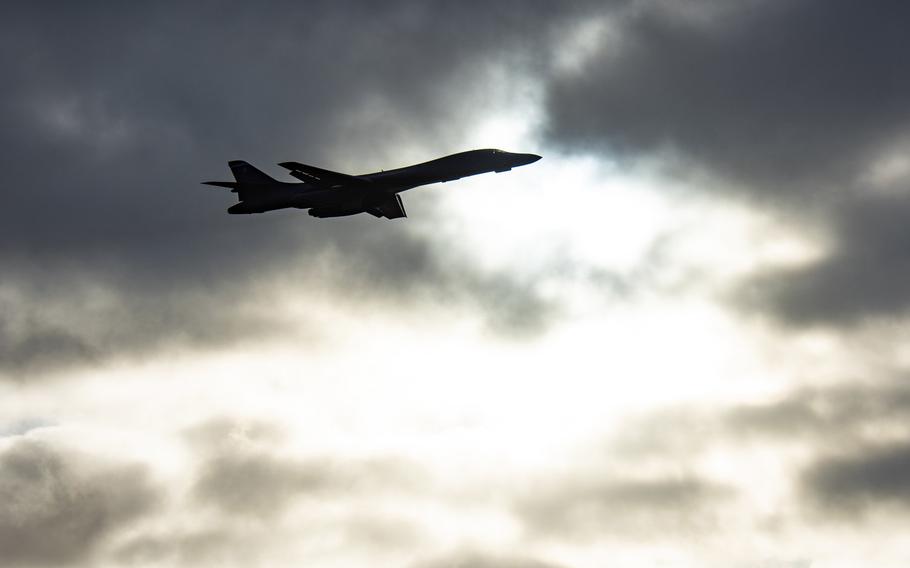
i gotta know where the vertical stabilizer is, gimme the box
[228,160,277,184]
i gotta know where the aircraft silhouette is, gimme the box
[203,149,541,218]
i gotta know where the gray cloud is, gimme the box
[606,380,910,522]
[516,473,732,539]
[611,380,910,461]
[0,438,159,567]
[737,191,910,327]
[802,442,910,518]
[192,451,338,517]
[0,318,95,375]
[115,531,238,566]
[0,1,595,377]
[543,0,910,327]
[0,279,287,379]
[187,416,428,518]
[110,416,428,565]
[0,418,56,438]
[724,382,910,442]
[115,529,256,567]
[545,0,910,195]
[115,515,425,567]
[731,383,910,519]
[414,551,569,568]
[182,415,288,450]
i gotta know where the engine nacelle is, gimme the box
[308,207,363,218]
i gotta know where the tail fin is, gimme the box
[228,160,276,184]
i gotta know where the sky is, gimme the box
[2,1,910,566]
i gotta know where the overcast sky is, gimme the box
[3,1,910,567]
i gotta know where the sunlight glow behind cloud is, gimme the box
[4,3,909,566]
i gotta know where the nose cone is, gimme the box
[517,153,542,166]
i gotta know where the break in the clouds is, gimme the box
[543,0,910,327]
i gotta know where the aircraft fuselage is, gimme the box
[205,149,541,218]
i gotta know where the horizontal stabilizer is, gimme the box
[202,181,238,189]
[278,161,368,189]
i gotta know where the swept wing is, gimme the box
[277,161,369,189]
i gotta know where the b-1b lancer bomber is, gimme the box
[203,149,541,219]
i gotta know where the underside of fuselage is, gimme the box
[227,184,408,219]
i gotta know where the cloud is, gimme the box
[723,382,910,442]
[413,551,569,568]
[114,529,256,567]
[192,451,338,518]
[0,438,159,567]
[0,279,288,378]
[0,1,595,377]
[603,380,910,523]
[0,316,95,375]
[108,416,430,565]
[540,0,910,327]
[187,416,429,519]
[610,380,910,462]
[115,514,425,567]
[544,0,910,195]
[0,418,57,438]
[516,473,732,539]
[738,191,910,327]
[801,442,910,517]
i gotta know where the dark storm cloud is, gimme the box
[516,474,732,539]
[543,0,910,326]
[802,442,910,517]
[0,438,159,567]
[545,0,910,194]
[0,1,599,376]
